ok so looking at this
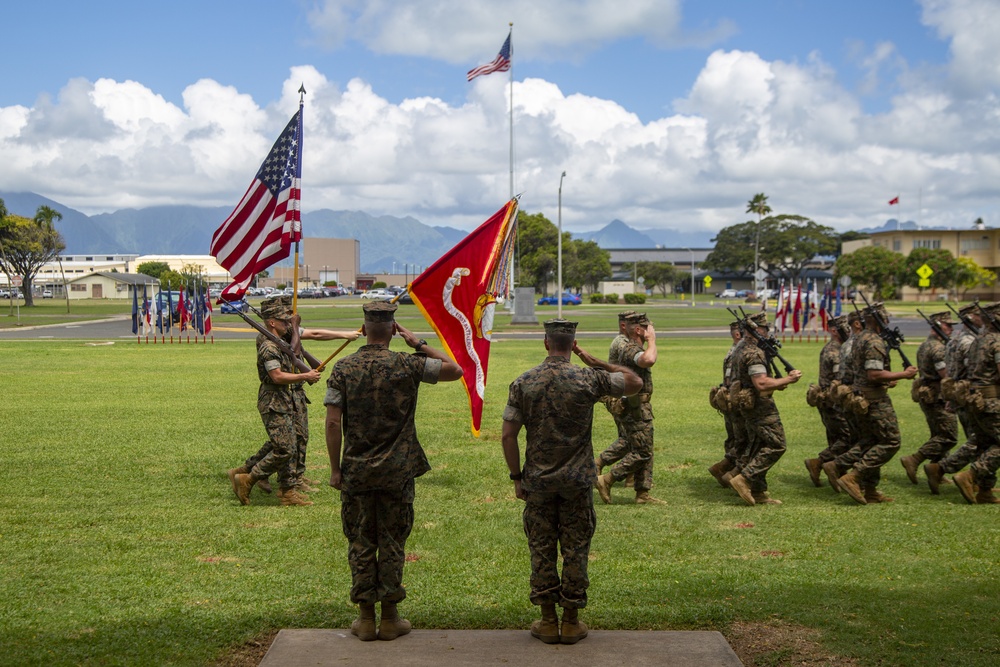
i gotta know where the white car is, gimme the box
[42,290,53,299]
[717,289,738,298]
[360,288,392,301]
[756,289,775,300]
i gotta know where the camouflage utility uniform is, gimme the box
[504,355,625,608]
[734,340,787,494]
[816,335,851,463]
[326,344,442,604]
[605,337,655,492]
[913,333,957,461]
[957,326,1000,498]
[845,328,900,489]
[596,331,632,469]
[934,324,981,480]
[723,336,748,466]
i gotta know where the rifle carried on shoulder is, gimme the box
[729,306,796,377]
[245,303,323,370]
[972,299,1000,334]
[857,292,912,367]
[230,304,314,373]
[946,302,980,335]
[916,308,951,343]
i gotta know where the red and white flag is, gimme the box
[888,196,899,205]
[203,294,213,335]
[210,108,303,302]
[468,32,512,81]
[408,199,518,436]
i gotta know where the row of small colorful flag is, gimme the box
[131,284,213,341]
[771,280,844,333]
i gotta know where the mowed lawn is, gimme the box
[0,335,997,666]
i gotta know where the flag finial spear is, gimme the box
[298,83,307,103]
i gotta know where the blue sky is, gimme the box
[2,0,997,235]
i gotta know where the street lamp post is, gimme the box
[557,170,566,319]
[683,247,695,306]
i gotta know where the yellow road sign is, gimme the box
[703,276,712,287]
[918,278,931,287]
[916,263,934,279]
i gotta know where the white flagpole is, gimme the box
[506,23,516,309]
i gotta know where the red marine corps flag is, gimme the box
[408,199,519,436]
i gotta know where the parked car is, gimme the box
[756,289,775,300]
[397,290,414,305]
[0,289,10,299]
[537,292,582,306]
[42,289,53,299]
[716,289,738,298]
[360,288,392,301]
[220,299,250,314]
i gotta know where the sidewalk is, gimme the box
[260,629,744,666]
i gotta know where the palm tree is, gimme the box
[34,206,69,313]
[746,193,772,292]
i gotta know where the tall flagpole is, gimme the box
[292,84,305,314]
[507,23,515,310]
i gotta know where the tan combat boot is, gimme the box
[975,487,999,504]
[709,458,735,487]
[837,470,867,505]
[595,473,614,504]
[624,474,635,488]
[351,603,376,641]
[728,474,755,506]
[530,602,560,644]
[635,491,665,504]
[560,607,589,645]
[256,477,273,494]
[752,491,782,505]
[899,453,924,485]
[924,462,944,495]
[594,457,605,474]
[227,468,255,505]
[276,487,314,506]
[804,459,823,487]
[821,461,842,493]
[295,480,319,493]
[863,484,893,503]
[378,601,412,640]
[953,470,978,504]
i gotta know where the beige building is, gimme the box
[267,238,361,290]
[64,272,154,300]
[841,225,1000,300]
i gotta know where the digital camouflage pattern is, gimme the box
[522,489,596,609]
[504,356,625,493]
[596,333,630,469]
[845,329,901,485]
[606,337,654,491]
[326,343,441,605]
[723,337,748,463]
[915,334,957,461]
[961,330,1000,488]
[734,340,786,493]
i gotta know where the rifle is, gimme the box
[246,303,323,370]
[729,307,796,377]
[231,307,313,373]
[916,308,951,343]
[857,292,912,367]
[945,302,980,335]
[972,299,1000,334]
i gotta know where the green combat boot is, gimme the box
[530,603,560,644]
[899,453,924,485]
[227,467,255,505]
[953,470,978,505]
[595,473,614,504]
[560,607,588,645]
[378,601,411,640]
[837,470,867,505]
[728,474,755,506]
[804,458,823,487]
[351,603,376,641]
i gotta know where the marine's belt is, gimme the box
[860,387,888,400]
[973,384,1000,399]
[260,382,303,391]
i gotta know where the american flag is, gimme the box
[210,109,302,302]
[467,33,512,81]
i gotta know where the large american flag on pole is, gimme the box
[467,32,512,81]
[210,109,303,302]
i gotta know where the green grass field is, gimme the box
[1,331,997,666]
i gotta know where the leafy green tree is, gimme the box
[898,248,958,294]
[622,261,677,297]
[704,214,837,281]
[834,245,905,300]
[563,239,610,293]
[137,261,171,280]
[158,270,184,291]
[516,212,558,294]
[0,207,65,307]
[954,256,997,298]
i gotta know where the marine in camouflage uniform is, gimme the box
[727,311,802,505]
[836,303,918,505]
[822,310,866,491]
[805,315,852,487]
[709,322,745,486]
[227,296,323,507]
[325,301,463,640]
[948,303,1000,504]
[502,318,640,645]
[899,312,957,484]
[594,312,661,504]
[925,305,982,495]
[595,311,637,474]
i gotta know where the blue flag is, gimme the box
[131,285,139,334]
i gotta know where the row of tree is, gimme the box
[515,212,612,294]
[0,198,68,307]
[834,245,996,300]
